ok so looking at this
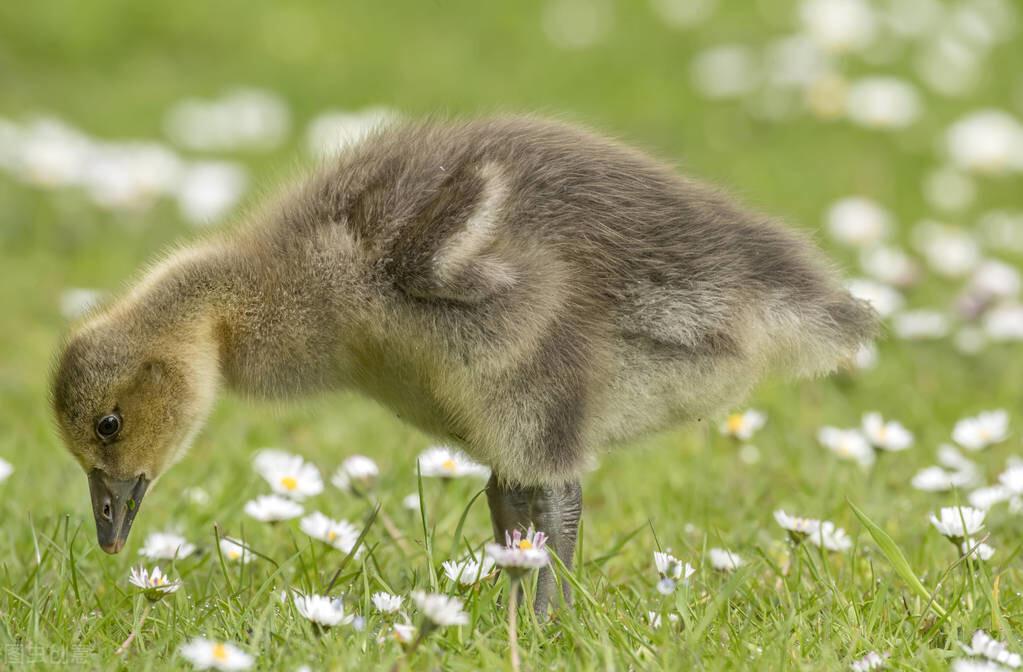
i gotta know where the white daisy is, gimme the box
[851,650,889,671]
[968,260,1021,300]
[652,550,696,593]
[999,465,1023,493]
[0,457,12,483]
[128,565,181,602]
[846,278,903,318]
[294,594,353,628]
[417,446,490,479]
[243,494,304,522]
[258,454,323,500]
[912,466,976,492]
[774,510,821,541]
[139,531,197,560]
[442,554,497,586]
[708,547,743,571]
[389,622,417,644]
[179,638,254,671]
[646,611,681,629]
[862,412,913,451]
[826,197,891,248]
[164,88,289,152]
[914,222,981,278]
[219,538,252,564]
[859,246,919,287]
[945,109,1023,175]
[892,311,949,341]
[938,444,979,473]
[952,658,1016,672]
[485,527,551,573]
[808,521,853,553]
[845,77,920,130]
[402,493,422,511]
[305,107,398,158]
[818,427,875,468]
[970,485,1013,509]
[930,506,986,540]
[299,512,363,556]
[799,0,878,54]
[59,287,104,320]
[410,590,469,627]
[719,409,767,441]
[961,630,1021,668]
[985,304,1023,342]
[331,455,380,493]
[954,410,1010,451]
[961,539,996,562]
[371,592,403,614]
[176,161,247,226]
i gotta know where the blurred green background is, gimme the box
[2,1,1023,668]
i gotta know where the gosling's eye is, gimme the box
[95,413,122,441]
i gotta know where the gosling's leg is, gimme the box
[486,475,583,616]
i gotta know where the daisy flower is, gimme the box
[652,550,695,594]
[826,197,891,248]
[219,538,252,563]
[294,594,353,628]
[485,527,551,575]
[128,565,181,602]
[954,410,1010,451]
[961,539,996,562]
[818,427,874,468]
[999,464,1023,494]
[912,466,977,492]
[389,622,417,644]
[411,590,469,627]
[299,512,363,556]
[243,494,304,522]
[258,453,323,500]
[139,531,197,560]
[441,554,497,586]
[930,506,986,541]
[708,547,743,571]
[417,446,490,479]
[862,412,913,452]
[331,455,380,493]
[970,484,1014,510]
[402,493,421,511]
[719,409,766,441]
[774,509,821,543]
[646,611,681,629]
[0,457,12,483]
[961,630,1021,668]
[851,651,889,671]
[952,659,1016,672]
[179,638,254,671]
[371,592,403,614]
[808,521,852,553]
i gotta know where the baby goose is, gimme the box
[51,116,876,613]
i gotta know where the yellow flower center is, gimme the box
[212,644,228,662]
[327,530,337,541]
[517,539,533,551]
[228,550,240,560]
[441,458,457,471]
[726,414,744,434]
[280,476,298,491]
[152,576,166,586]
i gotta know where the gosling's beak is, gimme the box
[87,469,150,554]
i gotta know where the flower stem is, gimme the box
[509,576,521,672]
[116,601,151,656]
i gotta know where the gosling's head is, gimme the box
[51,316,219,553]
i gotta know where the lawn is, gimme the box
[1,0,1023,670]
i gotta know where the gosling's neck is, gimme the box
[88,240,347,401]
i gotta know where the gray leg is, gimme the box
[486,475,582,616]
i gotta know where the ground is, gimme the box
[1,1,1022,670]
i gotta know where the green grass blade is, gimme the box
[848,499,947,619]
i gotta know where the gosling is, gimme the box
[51,116,877,613]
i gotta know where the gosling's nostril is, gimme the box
[101,500,112,521]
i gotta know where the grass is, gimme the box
[1,0,1023,669]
